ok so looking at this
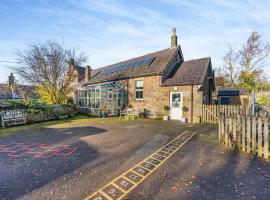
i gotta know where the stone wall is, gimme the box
[124,75,204,123]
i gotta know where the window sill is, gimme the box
[135,99,143,101]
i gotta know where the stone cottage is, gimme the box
[0,73,37,99]
[75,28,215,123]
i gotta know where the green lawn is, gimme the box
[0,114,133,137]
[198,131,219,144]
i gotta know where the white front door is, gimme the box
[170,92,182,120]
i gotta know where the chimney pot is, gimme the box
[8,73,15,86]
[171,27,178,48]
[69,58,76,72]
[69,58,75,65]
[85,65,91,82]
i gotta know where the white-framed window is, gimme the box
[135,80,143,100]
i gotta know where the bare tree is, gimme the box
[239,31,270,75]
[238,32,270,92]
[218,46,240,86]
[12,40,87,104]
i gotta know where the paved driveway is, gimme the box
[0,119,191,199]
[0,119,269,200]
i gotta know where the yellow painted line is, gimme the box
[121,175,137,185]
[99,190,112,200]
[83,130,196,200]
[111,182,127,193]
[129,169,144,178]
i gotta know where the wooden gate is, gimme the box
[202,104,244,124]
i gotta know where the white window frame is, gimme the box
[135,80,143,100]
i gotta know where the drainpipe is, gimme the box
[126,79,129,108]
[191,85,194,124]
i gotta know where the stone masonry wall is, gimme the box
[126,75,204,123]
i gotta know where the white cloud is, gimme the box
[0,0,270,82]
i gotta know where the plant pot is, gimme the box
[58,115,68,119]
[101,112,107,118]
[181,118,188,123]
[163,116,169,121]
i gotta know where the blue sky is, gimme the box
[0,0,270,83]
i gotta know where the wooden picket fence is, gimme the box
[202,104,245,124]
[219,114,270,160]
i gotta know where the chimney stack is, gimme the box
[69,58,75,70]
[171,27,178,48]
[8,73,15,86]
[85,65,91,82]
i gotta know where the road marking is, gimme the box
[84,130,196,200]
[0,142,77,159]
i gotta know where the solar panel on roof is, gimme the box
[117,64,123,71]
[110,66,119,73]
[127,62,136,69]
[137,60,145,66]
[99,57,156,75]
[123,63,130,69]
[106,68,113,73]
[119,64,126,70]
[132,60,141,67]
[144,57,155,65]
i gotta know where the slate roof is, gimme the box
[85,47,179,85]
[218,87,248,96]
[83,46,211,86]
[0,84,37,99]
[162,57,211,86]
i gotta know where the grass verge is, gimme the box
[0,114,133,137]
[198,131,219,145]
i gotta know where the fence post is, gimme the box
[209,104,213,124]
[246,116,251,153]
[221,113,225,143]
[236,115,241,150]
[228,116,233,147]
[242,116,246,152]
[218,113,221,142]
[202,104,205,123]
[264,117,269,160]
[224,115,228,146]
[258,117,263,157]
[233,116,237,146]
[205,105,208,124]
[252,117,257,155]
[204,104,207,123]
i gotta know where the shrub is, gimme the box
[257,94,270,108]
[182,106,189,112]
[4,99,75,123]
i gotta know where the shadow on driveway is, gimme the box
[127,125,270,200]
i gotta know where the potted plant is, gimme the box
[101,107,107,118]
[163,105,170,120]
[182,106,189,122]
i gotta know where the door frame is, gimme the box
[169,91,183,120]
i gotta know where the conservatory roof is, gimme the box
[84,81,123,89]
[102,82,123,89]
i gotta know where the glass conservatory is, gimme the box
[76,82,124,116]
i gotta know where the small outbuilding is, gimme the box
[217,88,248,106]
